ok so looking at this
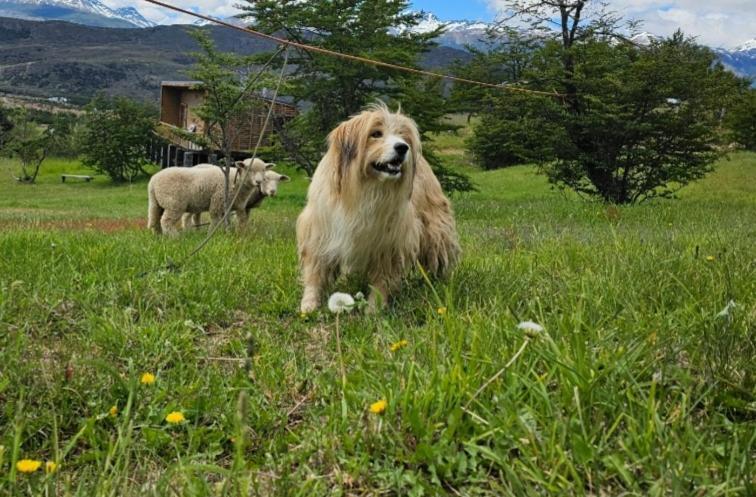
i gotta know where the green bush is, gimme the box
[79,94,156,182]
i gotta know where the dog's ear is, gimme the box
[328,119,360,193]
[407,119,422,199]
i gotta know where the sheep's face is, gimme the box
[260,171,291,197]
[235,159,277,188]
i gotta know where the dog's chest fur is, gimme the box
[324,187,420,275]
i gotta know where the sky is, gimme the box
[113,1,755,49]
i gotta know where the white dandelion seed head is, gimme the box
[716,300,737,318]
[328,292,355,314]
[517,321,545,337]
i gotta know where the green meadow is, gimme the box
[0,148,754,496]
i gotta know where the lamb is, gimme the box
[183,166,290,229]
[147,158,275,235]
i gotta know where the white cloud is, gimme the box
[486,0,755,48]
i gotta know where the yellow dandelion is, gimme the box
[390,339,409,352]
[109,405,118,417]
[437,307,447,316]
[45,461,58,474]
[706,255,715,262]
[165,411,186,424]
[140,372,156,385]
[16,459,42,473]
[369,399,387,415]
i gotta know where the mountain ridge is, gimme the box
[0,0,155,28]
[0,16,471,104]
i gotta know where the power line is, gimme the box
[142,0,564,98]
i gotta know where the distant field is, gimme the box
[0,150,754,496]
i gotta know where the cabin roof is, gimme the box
[161,81,204,89]
[160,80,296,108]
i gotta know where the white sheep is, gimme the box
[183,166,290,229]
[147,158,274,235]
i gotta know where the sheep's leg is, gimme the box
[192,213,202,227]
[148,196,163,234]
[181,213,192,230]
[208,206,227,232]
[160,210,183,237]
[235,209,249,231]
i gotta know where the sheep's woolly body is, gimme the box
[147,163,263,235]
[297,103,460,312]
[181,165,289,229]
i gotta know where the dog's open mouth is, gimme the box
[372,157,404,176]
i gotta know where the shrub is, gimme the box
[80,95,156,182]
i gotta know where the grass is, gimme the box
[0,148,754,496]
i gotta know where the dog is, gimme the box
[296,102,460,312]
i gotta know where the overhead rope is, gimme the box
[142,0,564,98]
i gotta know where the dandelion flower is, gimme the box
[328,292,355,314]
[165,411,186,424]
[390,339,409,352]
[437,307,447,316]
[517,321,544,338]
[140,372,156,385]
[109,405,118,417]
[706,255,715,262]
[16,459,42,473]
[369,399,387,415]
[45,461,58,474]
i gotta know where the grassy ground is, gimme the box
[0,149,754,496]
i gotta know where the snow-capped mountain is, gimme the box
[395,12,492,49]
[0,0,155,28]
[113,6,154,28]
[410,15,754,83]
[716,39,756,82]
[736,39,756,52]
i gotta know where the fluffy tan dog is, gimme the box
[297,102,460,312]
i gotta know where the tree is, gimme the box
[0,104,13,150]
[467,1,743,203]
[725,88,756,151]
[80,95,155,182]
[239,0,474,192]
[5,110,53,184]
[186,29,275,216]
[450,26,540,118]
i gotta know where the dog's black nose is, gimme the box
[394,143,409,157]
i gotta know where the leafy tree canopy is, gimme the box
[80,94,156,182]
[239,0,474,192]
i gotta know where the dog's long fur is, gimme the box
[297,103,460,312]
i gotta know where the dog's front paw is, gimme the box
[300,298,319,314]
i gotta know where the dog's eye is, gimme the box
[370,130,383,139]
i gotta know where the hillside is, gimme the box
[0,16,471,104]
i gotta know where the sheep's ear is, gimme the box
[265,162,276,170]
[234,161,245,169]
[279,174,291,182]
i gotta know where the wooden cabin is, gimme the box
[150,81,297,168]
